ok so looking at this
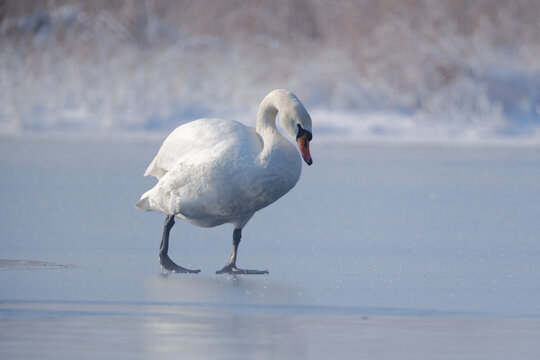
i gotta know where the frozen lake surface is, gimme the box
[1,136,540,359]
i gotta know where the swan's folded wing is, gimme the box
[143,137,195,178]
[143,122,208,178]
[143,119,258,179]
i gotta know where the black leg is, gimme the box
[216,228,269,275]
[159,215,200,273]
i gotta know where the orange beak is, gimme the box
[297,135,313,166]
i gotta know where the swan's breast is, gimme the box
[251,137,302,207]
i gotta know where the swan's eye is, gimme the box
[296,124,313,141]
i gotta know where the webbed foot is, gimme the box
[160,254,200,274]
[216,263,269,275]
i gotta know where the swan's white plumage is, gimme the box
[136,89,311,229]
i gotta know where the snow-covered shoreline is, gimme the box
[2,1,540,142]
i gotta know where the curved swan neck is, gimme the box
[256,95,280,137]
[255,90,300,165]
[256,89,302,138]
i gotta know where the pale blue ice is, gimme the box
[1,137,540,358]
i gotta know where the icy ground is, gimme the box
[1,137,540,358]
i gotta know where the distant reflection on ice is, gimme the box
[142,310,306,359]
[2,302,539,360]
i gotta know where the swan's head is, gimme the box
[295,124,313,166]
[278,91,313,166]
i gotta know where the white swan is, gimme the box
[136,89,313,274]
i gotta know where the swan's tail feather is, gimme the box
[143,156,158,177]
[144,156,167,178]
[135,196,151,210]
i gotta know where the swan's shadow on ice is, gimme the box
[149,274,474,318]
[149,273,301,307]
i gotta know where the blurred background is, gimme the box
[1,0,539,142]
